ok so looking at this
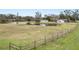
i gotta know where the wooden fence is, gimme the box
[9,25,78,50]
[9,42,20,50]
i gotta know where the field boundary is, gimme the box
[9,24,78,50]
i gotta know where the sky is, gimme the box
[0,9,65,17]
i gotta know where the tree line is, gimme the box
[0,9,79,24]
[59,9,79,22]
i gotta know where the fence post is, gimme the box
[44,36,47,45]
[52,33,55,41]
[19,46,22,50]
[65,29,67,35]
[69,28,71,33]
[61,30,66,37]
[33,40,36,49]
[9,42,11,50]
[56,31,58,39]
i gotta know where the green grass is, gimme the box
[36,24,79,50]
[0,23,77,49]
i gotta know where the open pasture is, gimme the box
[0,22,77,49]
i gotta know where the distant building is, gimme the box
[57,19,65,24]
[60,19,68,22]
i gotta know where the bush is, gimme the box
[35,20,40,25]
[0,19,9,23]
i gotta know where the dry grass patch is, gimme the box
[0,23,77,49]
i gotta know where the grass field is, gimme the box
[36,23,79,50]
[0,22,77,49]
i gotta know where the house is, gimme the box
[61,19,69,22]
[57,19,65,24]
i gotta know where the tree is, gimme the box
[35,11,42,25]
[16,12,19,24]
[7,14,15,19]
[44,14,59,22]
[35,12,41,19]
[0,14,8,23]
[64,10,72,20]
[24,16,33,25]
[60,10,77,22]
[64,10,72,16]
[59,12,65,19]
[45,16,51,21]
[72,9,79,21]
[7,14,16,22]
[27,19,31,25]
